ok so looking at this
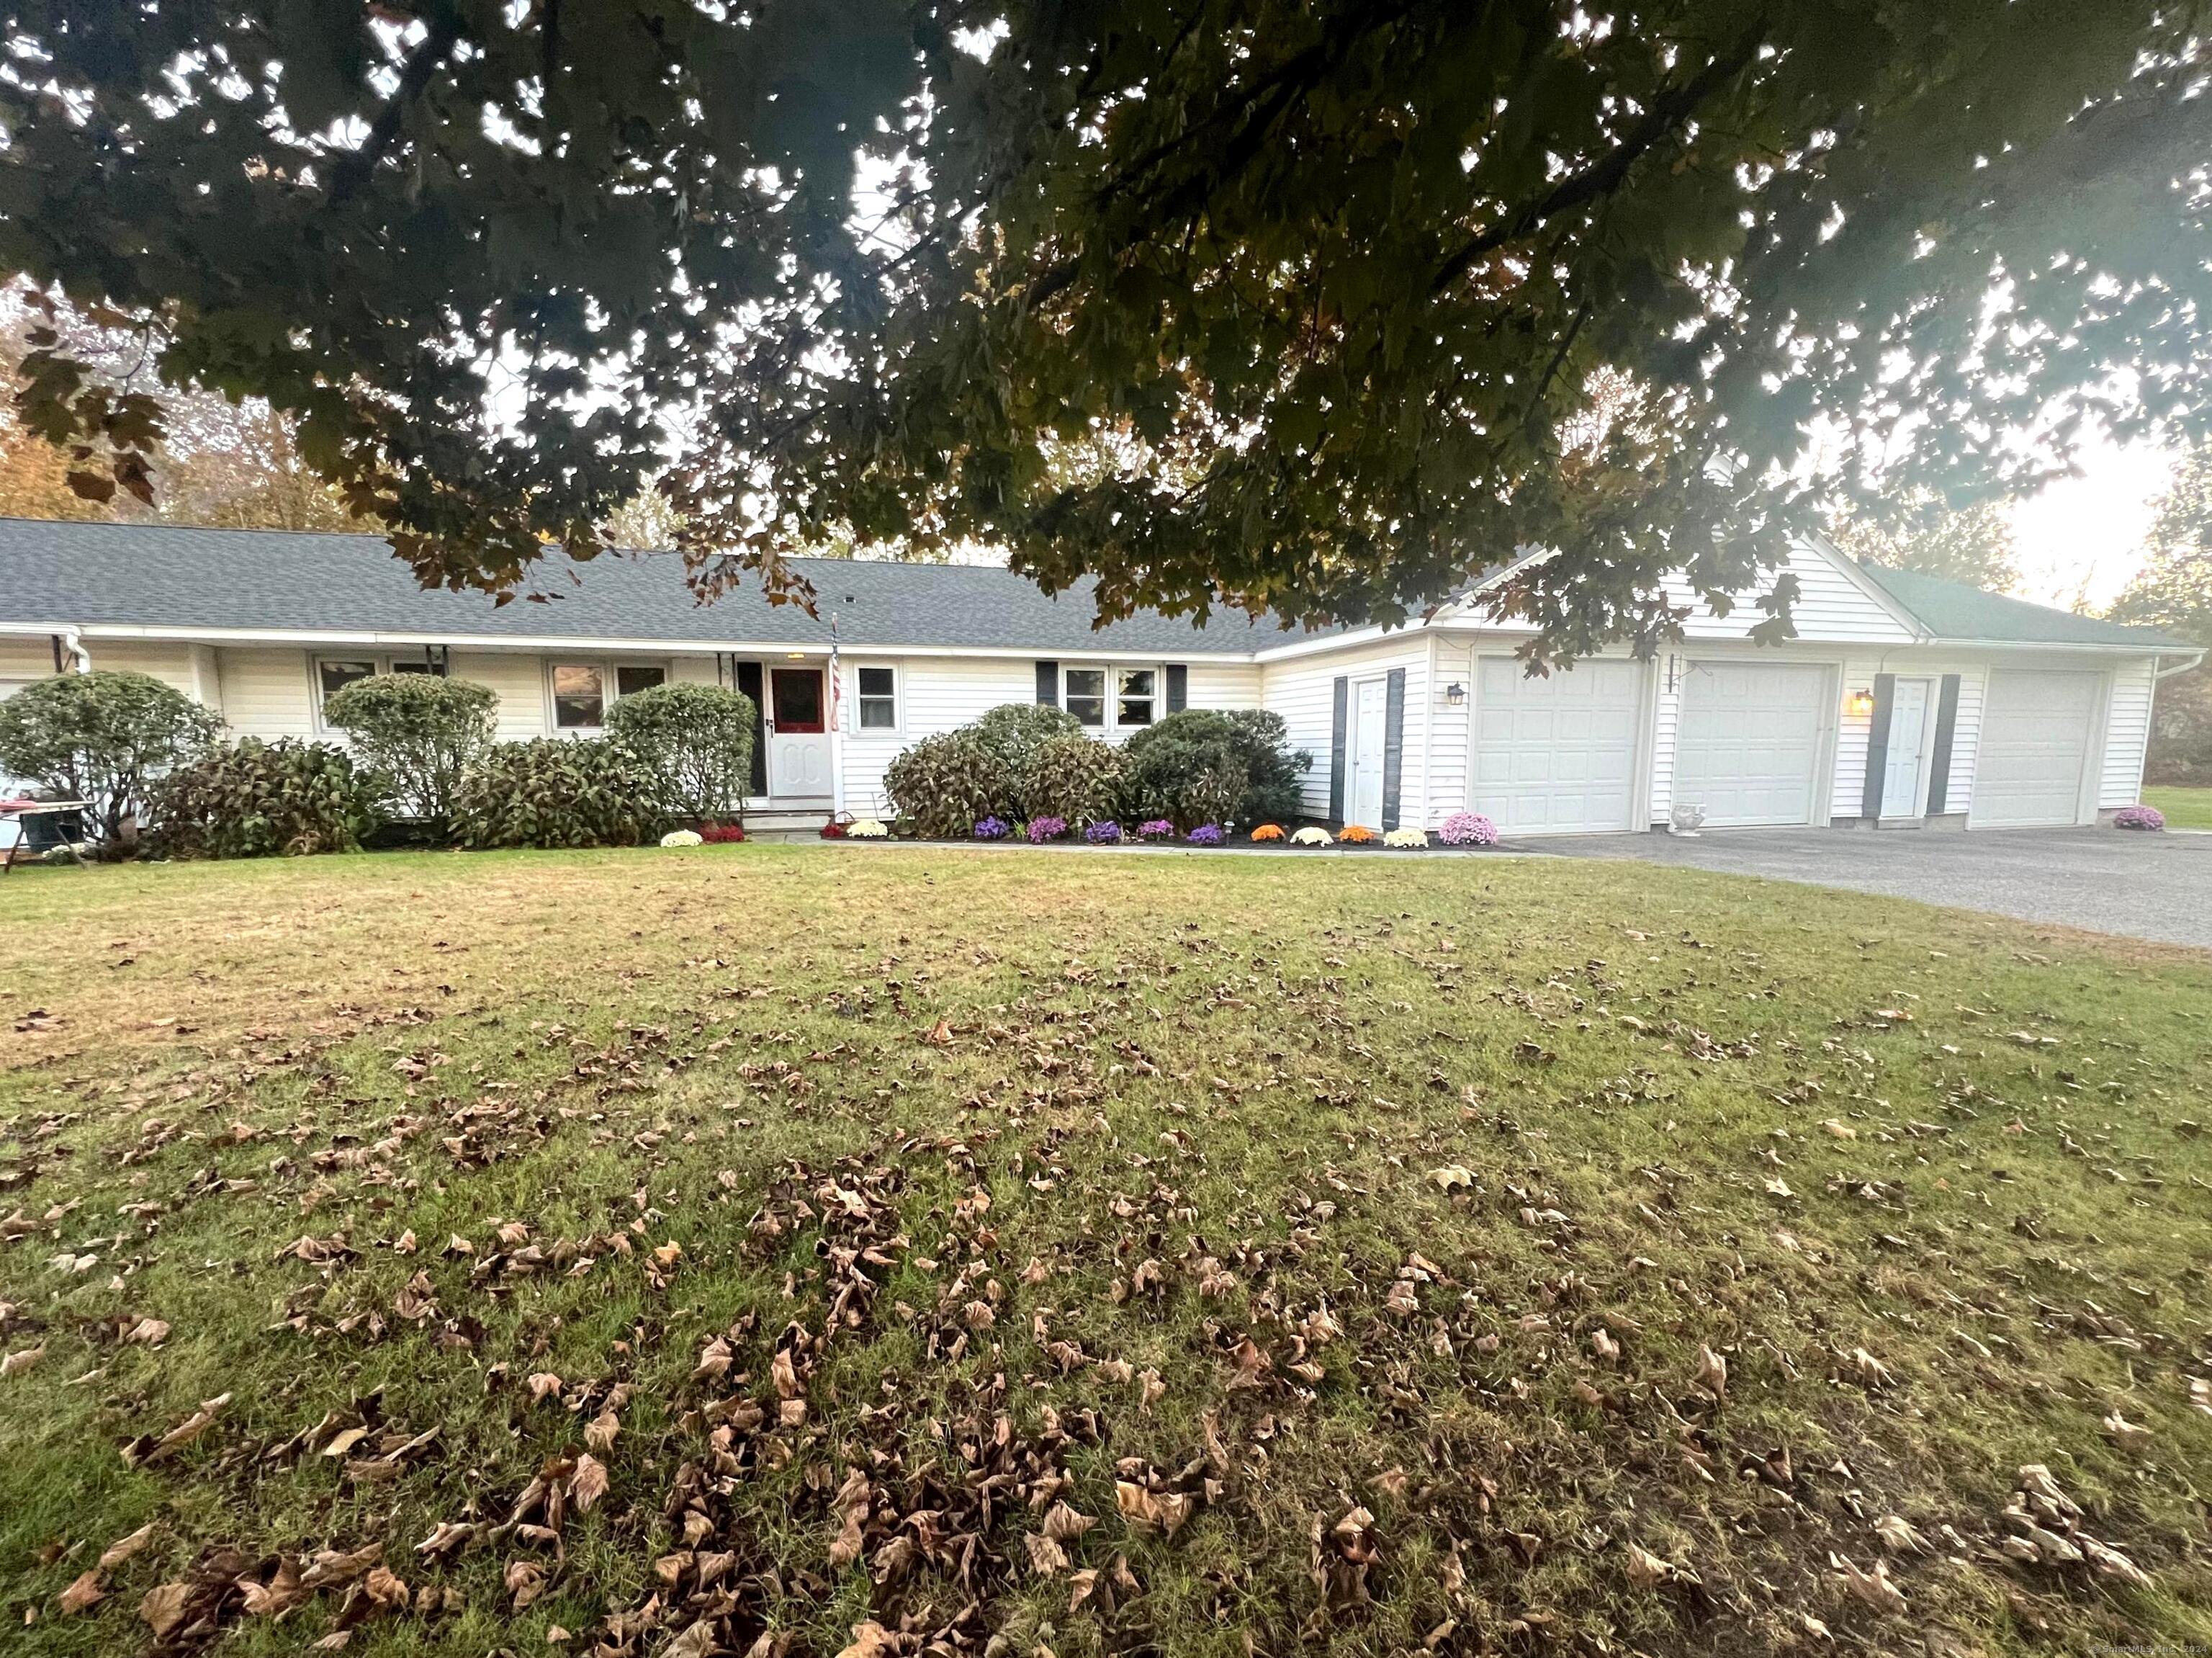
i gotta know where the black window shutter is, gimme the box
[1328,676,1349,823]
[1035,660,1059,707]
[734,661,768,797]
[1859,673,1896,820]
[1381,668,1406,830]
[1926,673,1961,815]
[1164,663,1187,714]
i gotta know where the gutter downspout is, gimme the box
[54,627,91,673]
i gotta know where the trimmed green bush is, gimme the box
[603,681,758,820]
[1020,729,1123,828]
[0,669,221,851]
[452,739,671,849]
[321,673,498,829]
[882,728,1005,838]
[150,739,377,859]
[971,702,1081,815]
[1119,708,1309,828]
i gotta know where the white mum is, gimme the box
[848,819,890,839]
[1382,828,1428,848]
[1291,826,1333,846]
[660,829,704,848]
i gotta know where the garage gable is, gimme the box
[1662,539,1921,645]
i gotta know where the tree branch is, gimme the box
[1429,22,1766,296]
[326,5,466,208]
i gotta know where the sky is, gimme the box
[2005,431,2175,613]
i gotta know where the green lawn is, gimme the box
[2,846,2209,1657]
[2144,785,2212,829]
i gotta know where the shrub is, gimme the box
[1136,819,1176,841]
[2114,805,2165,831]
[973,815,1012,841]
[321,673,498,830]
[1028,815,1069,843]
[150,739,377,859]
[1020,730,1123,828]
[972,702,1082,811]
[883,729,1004,838]
[1249,823,1285,842]
[452,739,670,849]
[1119,709,1310,829]
[603,681,759,822]
[1184,823,1224,846]
[1438,811,1499,846]
[0,669,221,851]
[1085,820,1123,844]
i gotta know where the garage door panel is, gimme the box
[1972,670,2098,828]
[1673,661,1827,828]
[1471,658,1641,835]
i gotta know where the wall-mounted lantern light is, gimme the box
[1845,687,1876,718]
[1444,681,1467,707]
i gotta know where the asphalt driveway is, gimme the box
[1526,825,2212,949]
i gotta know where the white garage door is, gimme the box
[1972,669,2100,828]
[1471,656,1641,834]
[1672,661,1829,828]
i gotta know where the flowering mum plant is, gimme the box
[700,822,746,843]
[1185,823,1224,846]
[2114,805,2165,831]
[1028,815,1068,843]
[1439,811,1499,846]
[1339,824,1375,843]
[1249,823,1285,842]
[848,818,889,838]
[660,828,704,847]
[819,821,848,840]
[1137,819,1176,841]
[973,815,1011,841]
[1383,828,1428,848]
[1086,820,1123,843]
[1291,826,1332,846]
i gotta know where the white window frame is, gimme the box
[852,663,901,735]
[1058,662,1163,732]
[544,658,670,733]
[311,650,446,731]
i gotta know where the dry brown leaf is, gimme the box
[1024,1533,1070,1575]
[122,1317,169,1346]
[57,1570,106,1614]
[570,1453,609,1512]
[1833,1554,1907,1616]
[1694,1345,1727,1402]
[505,1557,547,1610]
[1624,1544,1673,1590]
[526,1372,564,1404]
[3,1343,46,1378]
[835,1621,900,1658]
[98,1523,156,1570]
[127,1393,231,1466]
[140,1580,192,1639]
[2103,1410,2153,1453]
[1874,1515,1928,1556]
[239,1557,305,1616]
[1042,1501,1097,1543]
[585,1408,620,1453]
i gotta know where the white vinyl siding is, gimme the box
[2098,657,2157,809]
[446,652,556,743]
[1664,539,1919,645]
[213,649,318,739]
[837,656,1035,818]
[1259,638,1429,823]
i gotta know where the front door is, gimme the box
[1347,678,1388,826]
[1881,678,1933,817]
[767,666,832,799]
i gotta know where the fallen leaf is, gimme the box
[99,1523,156,1570]
[570,1453,609,1512]
[58,1571,106,1614]
[140,1581,192,1639]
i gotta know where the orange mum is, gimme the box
[1249,823,1285,842]
[1339,824,1376,843]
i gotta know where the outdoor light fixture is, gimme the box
[1444,681,1466,707]
[1846,687,1876,718]
[786,651,806,660]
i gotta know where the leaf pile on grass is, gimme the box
[1,848,2209,1657]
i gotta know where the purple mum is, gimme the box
[1438,811,1500,847]
[973,815,1011,841]
[1185,823,1224,846]
[2114,805,2165,832]
[1136,819,1176,841]
[1028,815,1069,843]
[1085,820,1123,844]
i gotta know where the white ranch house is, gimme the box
[0,519,2198,837]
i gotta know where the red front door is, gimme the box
[769,667,824,733]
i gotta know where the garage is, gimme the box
[1470,655,1641,834]
[1671,660,1830,828]
[1971,668,2101,828]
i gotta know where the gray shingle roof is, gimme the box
[0,518,1310,656]
[1853,559,2191,649]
